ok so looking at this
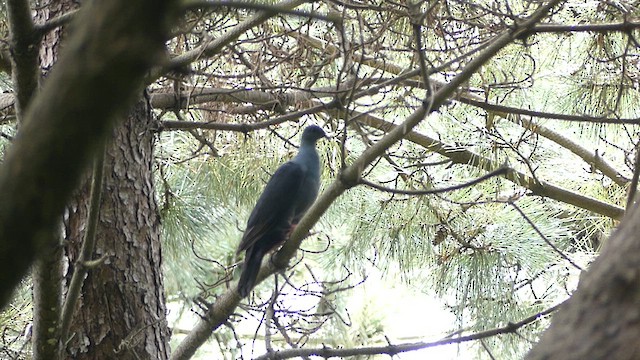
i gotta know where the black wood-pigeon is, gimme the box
[236,125,327,298]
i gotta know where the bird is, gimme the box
[236,125,327,298]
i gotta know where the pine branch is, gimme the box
[156,89,626,218]
[352,109,624,220]
[151,82,356,112]
[170,1,563,358]
[461,98,632,187]
[252,302,562,360]
[294,28,633,189]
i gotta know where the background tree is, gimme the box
[0,0,639,359]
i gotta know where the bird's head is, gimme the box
[301,125,328,144]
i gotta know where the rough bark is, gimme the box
[0,0,175,307]
[62,100,170,360]
[526,202,640,360]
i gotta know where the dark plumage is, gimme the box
[236,125,327,298]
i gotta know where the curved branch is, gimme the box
[170,2,564,358]
[58,147,105,354]
[360,166,508,195]
[253,302,562,360]
[34,9,79,36]
[354,110,624,220]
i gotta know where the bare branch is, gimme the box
[58,148,105,355]
[460,97,640,125]
[182,0,340,23]
[510,202,583,270]
[152,0,307,80]
[253,302,562,360]
[352,109,625,220]
[532,20,640,33]
[170,3,567,358]
[360,166,509,195]
[34,9,79,36]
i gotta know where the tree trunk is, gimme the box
[62,99,170,359]
[526,203,640,360]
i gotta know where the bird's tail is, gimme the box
[238,247,263,298]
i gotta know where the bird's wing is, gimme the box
[237,161,306,252]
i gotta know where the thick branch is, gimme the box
[150,83,348,111]
[170,2,562,358]
[182,0,338,22]
[0,0,176,307]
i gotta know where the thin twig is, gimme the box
[58,146,106,355]
[170,2,564,358]
[510,202,583,271]
[182,0,340,23]
[360,166,508,195]
[252,302,563,360]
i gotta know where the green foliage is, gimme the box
[154,0,636,358]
